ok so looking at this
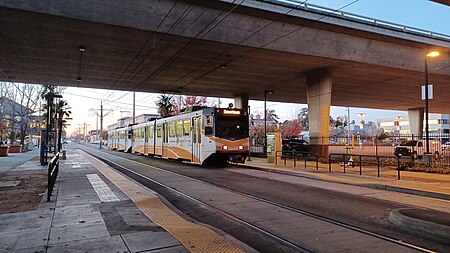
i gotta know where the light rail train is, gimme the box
[107,107,249,164]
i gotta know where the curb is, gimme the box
[236,163,450,201]
[361,184,450,201]
[388,208,450,244]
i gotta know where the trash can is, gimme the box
[62,149,67,160]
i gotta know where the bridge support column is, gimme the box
[408,108,424,138]
[234,94,249,109]
[306,68,332,158]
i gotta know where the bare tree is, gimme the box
[15,83,43,145]
[0,82,43,145]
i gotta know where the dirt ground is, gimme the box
[0,171,48,214]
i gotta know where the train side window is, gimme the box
[157,125,162,137]
[149,126,154,138]
[176,121,183,137]
[169,122,175,137]
[144,127,148,142]
[204,115,213,136]
[197,117,202,143]
[183,120,190,136]
[127,129,133,139]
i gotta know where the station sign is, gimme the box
[421,84,433,100]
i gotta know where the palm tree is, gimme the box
[56,100,71,151]
[266,109,280,124]
[40,85,57,129]
[156,94,175,118]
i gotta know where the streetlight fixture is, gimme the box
[424,50,440,155]
[264,90,273,158]
[357,113,366,131]
[357,113,366,145]
[395,116,403,135]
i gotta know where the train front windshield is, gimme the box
[215,110,248,139]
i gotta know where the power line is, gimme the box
[172,0,360,92]
[160,0,310,92]
[119,0,246,97]
[63,92,157,109]
[103,1,180,101]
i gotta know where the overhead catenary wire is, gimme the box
[112,4,203,90]
[117,0,246,98]
[102,1,180,102]
[64,92,157,109]
[159,0,310,92]
[169,0,360,93]
[106,2,211,103]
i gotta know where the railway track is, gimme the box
[80,146,437,253]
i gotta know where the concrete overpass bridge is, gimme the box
[1,0,449,150]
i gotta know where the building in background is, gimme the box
[107,114,159,131]
[378,114,450,135]
[0,96,41,145]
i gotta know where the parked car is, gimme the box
[282,139,309,155]
[394,140,422,158]
[442,142,450,151]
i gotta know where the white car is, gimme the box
[442,142,450,151]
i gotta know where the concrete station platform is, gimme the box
[0,149,247,253]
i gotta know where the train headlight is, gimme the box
[238,145,244,150]
[222,145,229,150]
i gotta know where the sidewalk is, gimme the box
[243,157,450,200]
[0,148,40,173]
[0,149,246,253]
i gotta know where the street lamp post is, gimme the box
[424,50,440,155]
[264,90,273,158]
[43,93,62,165]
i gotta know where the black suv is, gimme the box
[282,139,309,155]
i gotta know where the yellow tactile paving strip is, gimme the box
[79,150,244,253]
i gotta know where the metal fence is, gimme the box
[250,134,450,166]
[275,151,319,170]
[324,134,450,167]
[47,152,60,202]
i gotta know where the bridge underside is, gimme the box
[0,6,449,114]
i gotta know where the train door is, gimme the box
[155,124,163,156]
[192,116,202,163]
[162,122,169,158]
[144,126,148,155]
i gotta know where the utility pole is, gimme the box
[100,101,103,148]
[90,101,113,149]
[132,92,136,124]
[84,122,87,141]
[347,107,351,145]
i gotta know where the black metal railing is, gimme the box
[47,152,60,202]
[275,150,319,170]
[328,153,404,180]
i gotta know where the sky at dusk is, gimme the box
[62,0,450,135]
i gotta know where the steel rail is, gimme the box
[83,148,310,253]
[82,146,437,253]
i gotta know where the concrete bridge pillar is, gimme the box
[234,94,249,109]
[408,108,424,138]
[306,68,332,157]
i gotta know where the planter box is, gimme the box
[0,146,9,156]
[9,145,22,153]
